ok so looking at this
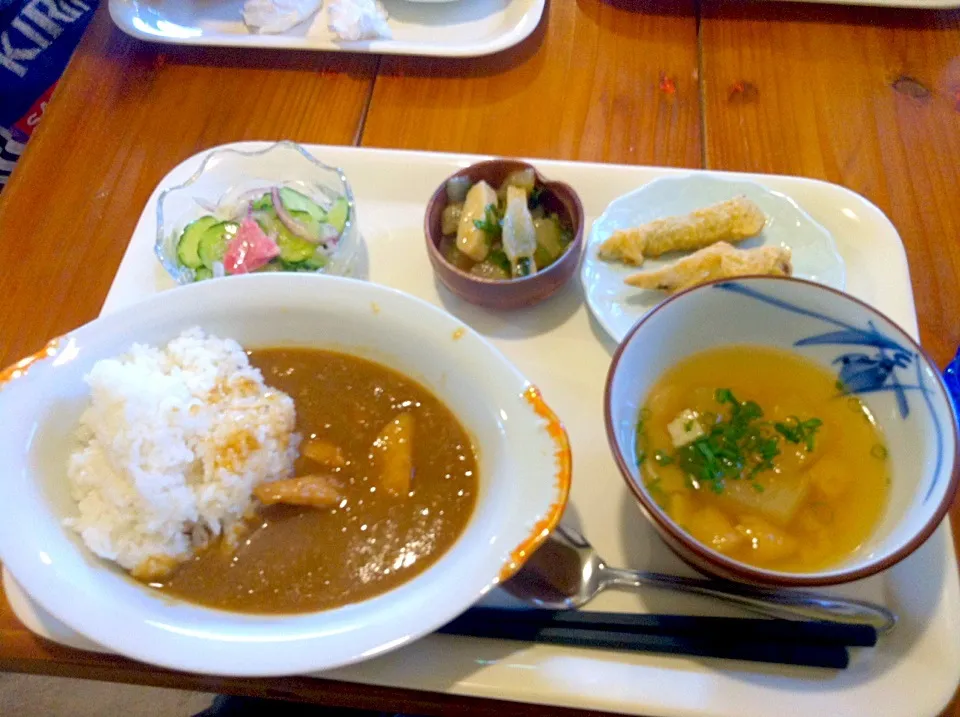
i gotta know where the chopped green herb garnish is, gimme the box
[636,411,650,466]
[487,248,511,274]
[774,416,823,451]
[654,451,674,466]
[554,213,574,246]
[835,380,846,393]
[528,185,545,209]
[636,392,824,495]
[647,477,665,502]
[748,434,781,477]
[714,388,735,405]
[672,389,782,493]
[251,193,273,212]
[515,257,533,277]
[473,203,502,239]
[871,444,888,460]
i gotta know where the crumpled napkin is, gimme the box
[242,0,324,33]
[328,0,392,41]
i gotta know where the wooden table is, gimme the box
[0,1,958,714]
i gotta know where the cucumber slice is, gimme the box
[251,202,327,265]
[194,267,214,281]
[253,210,279,236]
[289,209,322,240]
[176,216,218,269]
[276,227,317,264]
[257,204,322,242]
[279,188,327,224]
[326,197,349,234]
[303,249,328,270]
[198,221,239,269]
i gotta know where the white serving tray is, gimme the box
[109,0,544,57]
[6,143,960,717]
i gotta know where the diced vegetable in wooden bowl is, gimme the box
[424,159,584,310]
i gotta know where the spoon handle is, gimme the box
[602,568,897,634]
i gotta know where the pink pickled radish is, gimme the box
[224,217,280,275]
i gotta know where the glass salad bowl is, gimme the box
[155,141,360,284]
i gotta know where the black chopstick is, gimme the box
[439,621,849,669]
[446,607,877,647]
[435,607,876,669]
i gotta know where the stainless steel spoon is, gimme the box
[503,524,897,634]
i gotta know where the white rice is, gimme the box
[66,328,299,576]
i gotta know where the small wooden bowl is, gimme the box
[424,159,585,310]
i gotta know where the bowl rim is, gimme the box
[422,158,586,287]
[603,274,960,587]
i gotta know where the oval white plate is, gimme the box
[580,175,847,343]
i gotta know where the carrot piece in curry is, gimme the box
[372,412,414,497]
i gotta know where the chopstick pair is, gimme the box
[437,607,878,669]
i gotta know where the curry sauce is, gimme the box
[155,348,478,613]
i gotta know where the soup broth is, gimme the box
[638,345,889,572]
[156,348,478,613]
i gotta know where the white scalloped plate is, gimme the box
[581,174,847,343]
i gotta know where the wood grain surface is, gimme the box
[362,0,702,166]
[0,5,377,368]
[0,0,959,713]
[700,1,960,369]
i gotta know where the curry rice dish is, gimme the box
[66,329,478,614]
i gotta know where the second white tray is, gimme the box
[6,143,960,717]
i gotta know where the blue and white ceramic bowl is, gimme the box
[605,276,959,587]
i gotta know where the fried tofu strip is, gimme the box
[253,475,342,508]
[625,242,792,294]
[598,196,766,266]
